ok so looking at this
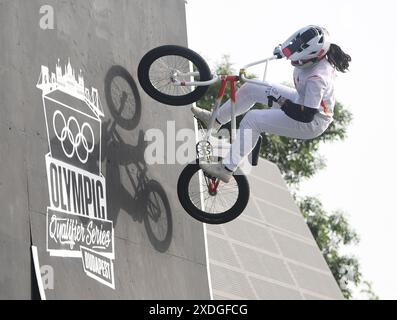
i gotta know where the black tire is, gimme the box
[177,162,250,224]
[138,45,212,106]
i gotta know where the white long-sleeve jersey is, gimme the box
[293,58,336,120]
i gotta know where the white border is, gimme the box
[31,245,47,300]
[194,115,214,300]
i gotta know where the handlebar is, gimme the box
[239,55,278,86]
[172,55,279,87]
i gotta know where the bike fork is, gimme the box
[205,76,238,144]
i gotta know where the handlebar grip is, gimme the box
[267,96,278,108]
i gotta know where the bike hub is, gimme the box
[208,178,219,196]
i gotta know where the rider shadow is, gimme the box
[101,66,173,253]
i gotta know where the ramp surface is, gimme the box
[0,0,210,299]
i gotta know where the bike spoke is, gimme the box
[207,195,216,213]
[187,170,242,214]
[149,55,194,96]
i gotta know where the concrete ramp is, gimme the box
[0,0,210,299]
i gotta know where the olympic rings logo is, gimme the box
[52,110,95,164]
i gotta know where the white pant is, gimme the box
[216,83,332,170]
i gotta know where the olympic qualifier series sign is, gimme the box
[37,60,115,289]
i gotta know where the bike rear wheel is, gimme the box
[177,162,250,224]
[138,45,212,106]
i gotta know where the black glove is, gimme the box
[267,87,286,107]
[267,96,278,105]
[273,45,284,59]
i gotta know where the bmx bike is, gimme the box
[138,45,276,224]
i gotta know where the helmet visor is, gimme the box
[282,27,319,58]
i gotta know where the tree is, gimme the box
[359,281,379,300]
[197,56,377,299]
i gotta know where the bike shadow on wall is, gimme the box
[102,65,173,253]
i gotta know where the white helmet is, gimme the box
[280,25,331,68]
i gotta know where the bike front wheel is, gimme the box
[177,162,250,224]
[138,45,212,106]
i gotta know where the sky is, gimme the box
[185,0,397,299]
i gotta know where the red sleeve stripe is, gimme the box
[282,47,292,58]
[321,100,328,113]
